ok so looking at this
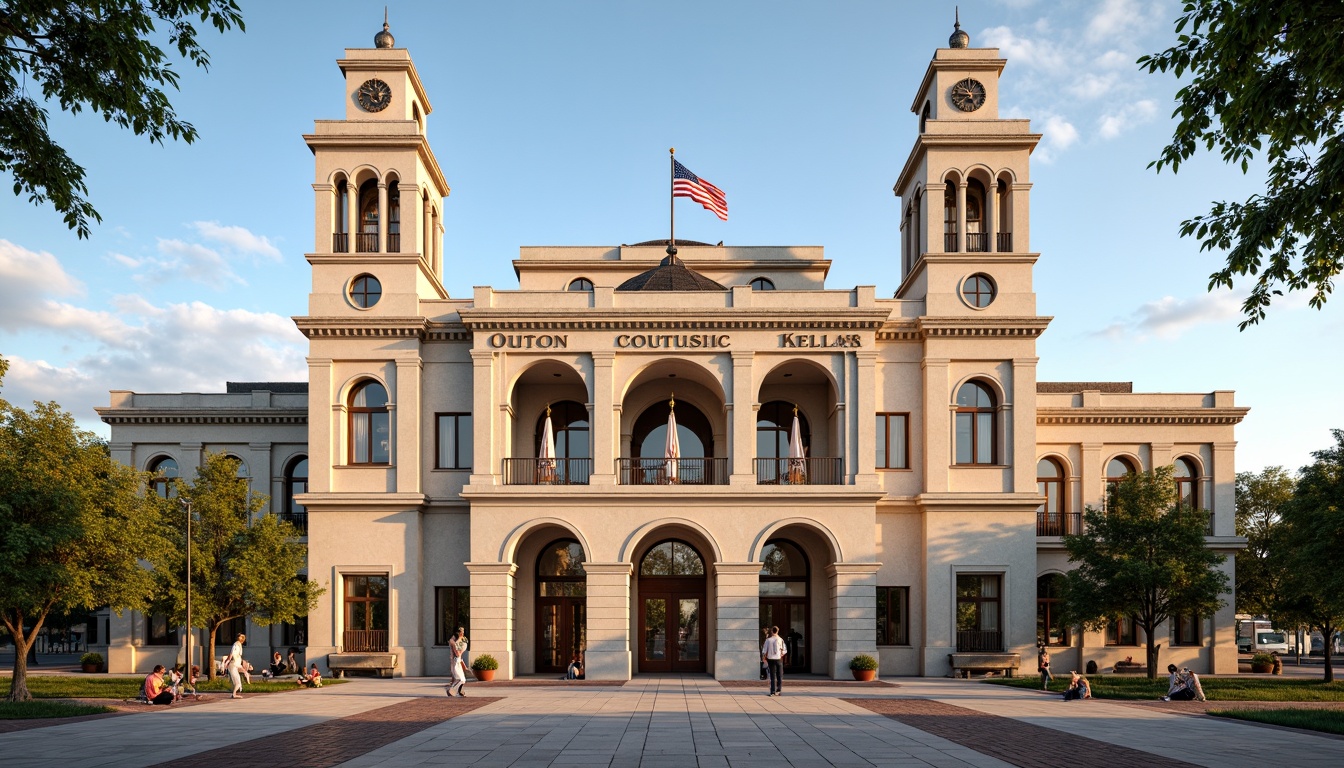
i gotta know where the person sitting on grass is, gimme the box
[1061,671,1091,701]
[143,665,174,705]
[296,663,323,688]
[262,651,285,680]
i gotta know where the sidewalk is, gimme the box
[0,675,1339,767]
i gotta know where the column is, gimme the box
[988,181,999,252]
[854,351,878,486]
[955,182,967,253]
[465,562,518,679]
[395,358,422,493]
[1211,441,1236,535]
[313,183,333,254]
[590,352,616,486]
[827,562,880,678]
[730,351,755,485]
[1211,556,1239,673]
[376,182,388,253]
[714,563,762,680]
[247,442,270,517]
[346,184,359,253]
[1080,442,1102,510]
[468,349,497,486]
[582,562,632,680]
[1011,182,1032,253]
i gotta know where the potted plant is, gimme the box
[849,654,879,681]
[79,652,104,673]
[471,653,499,682]
[1250,652,1274,673]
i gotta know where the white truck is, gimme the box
[1236,619,1290,654]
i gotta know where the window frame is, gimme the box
[284,455,307,523]
[1173,613,1201,646]
[348,380,391,465]
[435,413,473,470]
[434,586,470,646]
[1106,616,1139,646]
[954,381,997,465]
[1036,573,1070,647]
[955,573,1003,651]
[961,273,996,308]
[876,412,910,470]
[567,277,594,292]
[876,586,910,646]
[343,574,390,634]
[1174,456,1199,510]
[144,613,179,646]
[349,273,382,309]
[748,277,775,291]
[1105,456,1138,509]
[148,456,179,498]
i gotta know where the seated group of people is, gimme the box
[142,665,202,705]
[1061,670,1091,700]
[1162,664,1206,701]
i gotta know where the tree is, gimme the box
[0,1,245,237]
[146,451,320,679]
[1139,2,1344,328]
[1060,467,1230,678]
[1233,466,1295,617]
[0,357,162,701]
[1270,429,1344,682]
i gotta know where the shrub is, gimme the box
[78,652,103,666]
[471,653,499,672]
[1251,652,1276,666]
[849,654,878,671]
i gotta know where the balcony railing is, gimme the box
[387,232,400,253]
[754,457,843,485]
[343,629,388,652]
[944,233,958,252]
[956,629,1002,652]
[502,458,592,485]
[279,511,308,535]
[355,232,379,252]
[996,232,1012,252]
[966,232,989,252]
[1036,512,1081,537]
[332,233,348,252]
[618,458,728,485]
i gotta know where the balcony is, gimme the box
[618,458,728,486]
[966,232,989,252]
[279,511,308,535]
[996,232,1012,252]
[944,233,958,252]
[332,233,348,252]
[1036,512,1081,537]
[388,232,400,253]
[355,233,379,252]
[754,457,843,485]
[502,458,592,485]
[956,629,1002,652]
[343,629,388,652]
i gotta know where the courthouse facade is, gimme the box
[95,22,1248,679]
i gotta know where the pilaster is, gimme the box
[468,349,497,486]
[1010,358,1038,493]
[714,562,762,680]
[827,562,880,678]
[591,352,617,486]
[582,561,632,679]
[1080,442,1102,510]
[1211,441,1236,535]
[395,358,422,493]
[921,358,950,492]
[377,181,389,253]
[730,351,755,484]
[854,351,879,486]
[466,562,519,679]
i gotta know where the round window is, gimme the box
[961,273,996,308]
[349,274,382,309]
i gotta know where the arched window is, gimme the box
[285,456,308,533]
[357,179,379,252]
[920,101,930,132]
[756,401,809,459]
[537,539,586,673]
[1174,457,1199,509]
[225,454,249,481]
[749,277,775,291]
[997,177,1012,251]
[954,381,996,465]
[387,180,400,253]
[148,456,179,498]
[631,401,711,459]
[1037,458,1067,535]
[1037,574,1069,646]
[538,539,586,583]
[640,540,704,576]
[568,277,594,292]
[966,179,986,251]
[538,401,590,460]
[349,381,390,464]
[1105,456,1137,508]
[759,540,807,596]
[943,182,958,251]
[335,178,350,252]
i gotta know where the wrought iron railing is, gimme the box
[502,458,592,485]
[997,232,1013,252]
[956,629,1002,652]
[1036,512,1081,537]
[332,233,348,252]
[387,233,400,253]
[944,233,958,252]
[966,232,989,252]
[343,629,388,652]
[754,457,843,485]
[617,458,728,485]
[356,233,379,252]
[280,511,308,535]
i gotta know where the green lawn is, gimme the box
[1209,708,1344,736]
[6,676,345,700]
[0,701,117,719]
[985,675,1344,701]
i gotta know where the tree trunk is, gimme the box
[206,627,218,682]
[1144,633,1161,680]
[1324,624,1335,684]
[5,620,45,703]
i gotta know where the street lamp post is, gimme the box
[179,497,192,676]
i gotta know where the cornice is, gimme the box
[1036,407,1250,426]
[918,316,1052,338]
[293,316,429,339]
[95,409,307,426]
[302,132,449,197]
[456,307,893,332]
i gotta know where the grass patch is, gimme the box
[985,675,1344,702]
[1209,709,1344,736]
[9,676,345,699]
[0,700,117,719]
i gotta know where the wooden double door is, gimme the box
[536,596,585,674]
[638,578,705,673]
[760,597,810,673]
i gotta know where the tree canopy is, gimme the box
[0,1,244,237]
[1060,467,1229,678]
[0,356,162,701]
[1233,466,1295,617]
[1140,1,1344,328]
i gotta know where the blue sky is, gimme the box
[1,0,1339,474]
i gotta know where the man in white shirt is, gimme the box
[761,625,787,696]
[227,633,246,699]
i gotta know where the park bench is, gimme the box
[327,652,398,678]
[947,652,1021,679]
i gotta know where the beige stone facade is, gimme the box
[95,30,1247,679]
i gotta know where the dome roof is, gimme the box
[616,253,725,292]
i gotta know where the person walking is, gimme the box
[761,625,787,696]
[446,629,467,697]
[455,627,470,691]
[1037,643,1053,689]
[226,633,246,699]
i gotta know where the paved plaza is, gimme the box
[1,676,1340,768]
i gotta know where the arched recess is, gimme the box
[502,519,593,676]
[952,377,1003,466]
[506,359,590,478]
[1037,572,1070,646]
[619,359,728,485]
[535,538,587,674]
[750,520,842,675]
[633,534,711,674]
[757,358,840,481]
[964,166,994,252]
[1104,453,1141,509]
[995,169,1015,251]
[147,454,180,498]
[385,174,401,253]
[1173,455,1202,510]
[1036,455,1070,535]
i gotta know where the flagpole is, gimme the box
[668,148,676,259]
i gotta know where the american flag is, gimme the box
[673,159,728,221]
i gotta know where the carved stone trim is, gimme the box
[1036,408,1250,426]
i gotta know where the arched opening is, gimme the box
[535,401,590,484]
[626,398,716,484]
[567,277,594,292]
[997,176,1012,251]
[955,380,997,465]
[349,380,390,464]
[637,539,706,673]
[387,179,400,252]
[1036,457,1068,535]
[284,456,308,534]
[1105,456,1137,508]
[759,540,810,673]
[920,101,930,133]
[749,277,775,290]
[943,181,958,252]
[536,539,586,675]
[1174,456,1199,509]
[1037,574,1069,646]
[966,178,987,251]
[756,401,810,484]
[357,179,379,252]
[148,456,179,498]
[334,177,350,252]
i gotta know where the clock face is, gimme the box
[356,78,392,112]
[950,77,986,112]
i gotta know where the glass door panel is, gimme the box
[539,604,559,670]
[784,603,807,672]
[644,598,666,661]
[678,599,700,662]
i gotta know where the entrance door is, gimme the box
[637,540,707,673]
[536,539,586,674]
[759,539,810,673]
[759,598,809,673]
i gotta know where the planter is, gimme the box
[1250,663,1273,673]
[473,669,496,682]
[81,663,101,673]
[851,669,877,682]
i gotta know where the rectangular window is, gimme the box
[281,617,308,647]
[436,413,473,470]
[876,414,909,469]
[1107,616,1138,646]
[213,616,246,647]
[344,574,390,652]
[955,575,1002,651]
[145,614,178,646]
[1174,614,1200,646]
[876,586,909,645]
[435,586,470,646]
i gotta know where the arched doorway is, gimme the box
[637,540,706,673]
[536,539,586,674]
[759,539,810,673]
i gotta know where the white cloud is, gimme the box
[190,221,282,260]
[1097,99,1158,139]
[149,238,244,286]
[1035,115,1080,163]
[1085,0,1163,44]
[981,25,1068,76]
[1094,290,1246,341]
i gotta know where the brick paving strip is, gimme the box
[719,678,897,688]
[846,697,1201,768]
[141,696,499,768]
